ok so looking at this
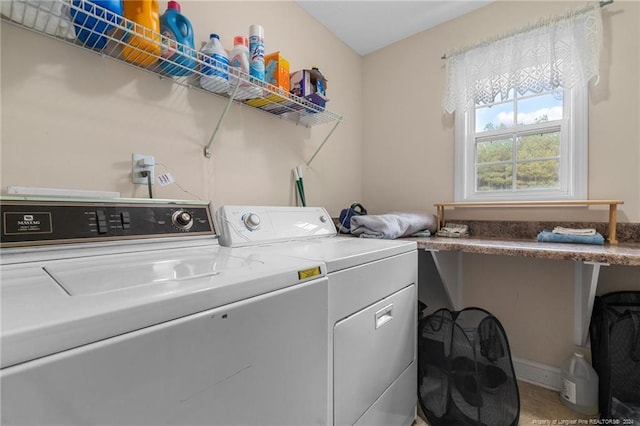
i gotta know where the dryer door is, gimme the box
[333,284,416,426]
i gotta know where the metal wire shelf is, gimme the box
[1,0,343,162]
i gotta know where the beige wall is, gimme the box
[362,1,640,369]
[0,1,362,216]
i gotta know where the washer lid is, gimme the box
[44,248,254,296]
[1,245,326,368]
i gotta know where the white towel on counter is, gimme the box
[350,212,437,239]
[552,226,597,236]
[436,223,469,238]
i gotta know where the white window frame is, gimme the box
[454,85,588,202]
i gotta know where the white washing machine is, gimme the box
[215,205,418,426]
[0,198,330,426]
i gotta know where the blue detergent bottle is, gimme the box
[159,1,196,76]
[71,0,123,49]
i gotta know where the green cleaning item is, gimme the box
[294,166,306,207]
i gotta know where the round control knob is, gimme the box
[243,213,261,231]
[172,210,193,230]
[320,215,328,223]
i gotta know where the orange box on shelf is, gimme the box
[264,52,290,92]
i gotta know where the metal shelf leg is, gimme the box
[574,261,608,345]
[204,82,241,158]
[305,119,342,167]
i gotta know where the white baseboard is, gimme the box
[512,356,562,391]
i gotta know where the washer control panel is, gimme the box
[0,198,214,247]
[215,205,336,247]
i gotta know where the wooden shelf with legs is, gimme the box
[434,200,624,244]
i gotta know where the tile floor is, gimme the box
[414,381,600,425]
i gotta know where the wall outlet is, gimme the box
[132,154,155,185]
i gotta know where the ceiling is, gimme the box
[295,0,493,56]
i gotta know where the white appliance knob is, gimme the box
[243,213,261,230]
[320,215,328,223]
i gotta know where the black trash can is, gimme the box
[589,291,640,420]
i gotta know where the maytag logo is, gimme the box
[18,215,40,226]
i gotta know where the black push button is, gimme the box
[96,210,108,234]
[120,211,131,230]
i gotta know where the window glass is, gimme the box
[477,138,513,163]
[516,92,563,125]
[516,131,561,160]
[516,160,560,189]
[476,164,513,192]
[475,102,514,132]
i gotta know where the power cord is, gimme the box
[155,161,202,200]
[140,170,153,199]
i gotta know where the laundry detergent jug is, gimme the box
[159,1,195,76]
[199,34,230,94]
[71,0,123,49]
[227,36,261,99]
[560,352,599,415]
[122,0,161,67]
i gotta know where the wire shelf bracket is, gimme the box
[204,81,241,159]
[305,118,342,167]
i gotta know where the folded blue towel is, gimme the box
[536,229,605,245]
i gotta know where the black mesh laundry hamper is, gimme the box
[418,307,519,426]
[589,291,640,421]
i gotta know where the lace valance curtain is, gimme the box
[442,4,603,114]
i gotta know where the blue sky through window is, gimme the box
[475,91,563,132]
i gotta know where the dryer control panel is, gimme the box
[0,198,215,247]
[215,205,336,247]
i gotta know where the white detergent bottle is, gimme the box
[227,36,260,100]
[560,352,599,415]
[200,33,230,94]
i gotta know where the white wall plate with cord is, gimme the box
[132,154,155,185]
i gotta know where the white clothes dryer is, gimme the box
[0,198,329,426]
[215,205,419,426]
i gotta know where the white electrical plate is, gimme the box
[132,154,155,185]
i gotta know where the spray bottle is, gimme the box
[248,24,265,82]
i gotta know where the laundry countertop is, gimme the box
[405,236,640,266]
